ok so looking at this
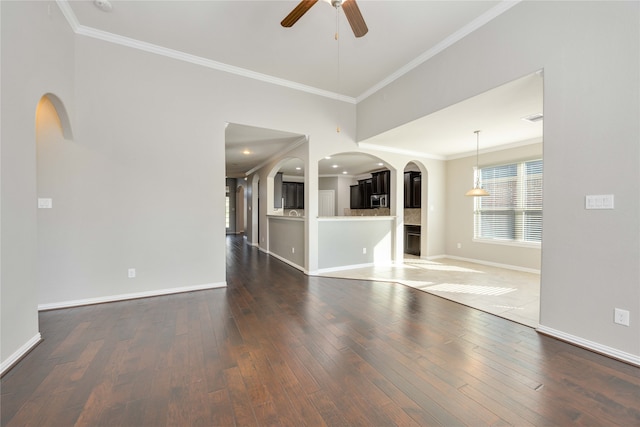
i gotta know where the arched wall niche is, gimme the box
[37,93,73,140]
[403,160,428,257]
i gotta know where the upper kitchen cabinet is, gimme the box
[404,171,421,208]
[350,178,373,209]
[283,181,304,209]
[371,170,390,195]
[270,157,304,213]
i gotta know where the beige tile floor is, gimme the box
[319,256,540,328]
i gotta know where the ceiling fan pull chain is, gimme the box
[336,6,341,133]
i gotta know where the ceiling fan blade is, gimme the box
[342,0,368,37]
[281,0,319,28]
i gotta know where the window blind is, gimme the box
[474,159,542,243]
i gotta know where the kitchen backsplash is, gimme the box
[344,208,391,216]
[404,208,421,225]
[342,208,421,222]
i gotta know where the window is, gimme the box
[473,159,542,244]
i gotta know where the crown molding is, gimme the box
[55,0,80,31]
[356,0,522,103]
[55,1,356,105]
[56,0,519,105]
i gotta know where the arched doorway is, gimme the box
[403,161,427,258]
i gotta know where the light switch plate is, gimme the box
[585,194,614,210]
[614,308,630,326]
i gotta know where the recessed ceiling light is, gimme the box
[377,163,383,166]
[93,0,113,12]
[342,171,348,174]
[325,156,332,160]
[295,167,301,170]
[242,149,251,155]
[332,164,338,168]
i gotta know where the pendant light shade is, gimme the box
[465,130,489,197]
[465,187,490,197]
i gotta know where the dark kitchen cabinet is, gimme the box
[411,174,421,208]
[350,179,373,209]
[404,171,421,208]
[404,225,421,255]
[296,183,304,208]
[360,179,372,208]
[371,170,390,195]
[283,182,304,209]
[350,185,361,209]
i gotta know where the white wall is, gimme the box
[1,1,76,371]
[336,176,354,215]
[317,218,394,270]
[319,175,354,216]
[358,1,640,361]
[3,1,637,370]
[0,1,355,369]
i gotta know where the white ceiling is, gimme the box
[66,0,507,99]
[62,0,542,178]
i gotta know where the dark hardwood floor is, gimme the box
[2,235,639,426]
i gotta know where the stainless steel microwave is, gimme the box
[371,194,388,208]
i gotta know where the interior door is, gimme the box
[319,190,335,216]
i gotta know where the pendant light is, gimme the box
[465,130,489,197]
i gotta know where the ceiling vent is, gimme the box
[522,113,543,123]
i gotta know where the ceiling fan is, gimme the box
[281,0,368,38]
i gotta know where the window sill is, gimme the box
[473,238,541,249]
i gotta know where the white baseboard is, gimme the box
[1,333,42,376]
[268,251,305,273]
[440,255,541,274]
[537,325,640,367]
[37,282,227,311]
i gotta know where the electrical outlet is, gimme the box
[291,247,295,254]
[38,198,53,209]
[128,268,136,278]
[457,243,462,249]
[362,247,367,254]
[614,308,630,326]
